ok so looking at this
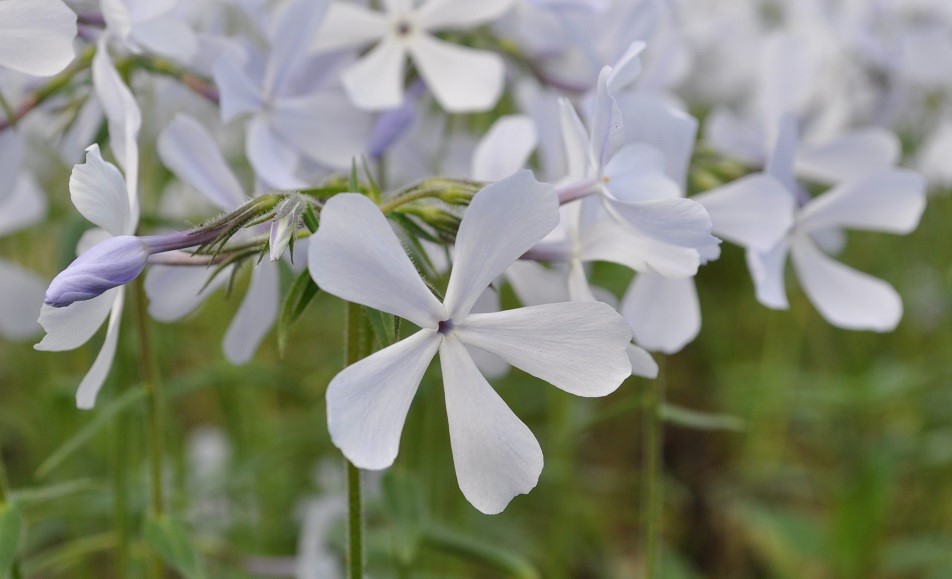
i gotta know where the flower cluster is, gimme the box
[0,0,945,572]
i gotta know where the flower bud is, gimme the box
[44,235,150,307]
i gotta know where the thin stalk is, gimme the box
[344,302,365,579]
[0,46,95,132]
[0,445,24,579]
[133,279,164,578]
[642,357,666,579]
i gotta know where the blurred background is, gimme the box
[2,0,952,577]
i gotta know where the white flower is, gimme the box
[312,0,516,112]
[146,114,281,365]
[101,0,198,63]
[0,0,76,76]
[35,145,139,409]
[213,0,371,188]
[745,116,927,331]
[308,171,632,514]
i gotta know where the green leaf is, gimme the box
[0,503,23,576]
[302,205,319,233]
[660,403,745,432]
[277,269,321,356]
[422,524,540,579]
[143,515,204,579]
[11,479,100,506]
[382,472,426,566]
[36,387,146,478]
[366,308,396,348]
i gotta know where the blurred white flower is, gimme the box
[313,0,516,112]
[0,0,76,76]
[309,171,632,513]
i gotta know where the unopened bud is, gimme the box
[44,235,150,307]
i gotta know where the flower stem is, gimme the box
[344,302,365,579]
[133,278,165,578]
[0,445,24,579]
[642,357,665,579]
[0,46,95,132]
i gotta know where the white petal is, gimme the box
[35,289,118,352]
[312,2,388,52]
[0,259,46,339]
[765,113,798,193]
[746,242,790,310]
[101,0,132,38]
[145,265,226,322]
[603,144,681,202]
[0,174,47,236]
[131,16,198,63]
[223,261,280,365]
[618,94,697,188]
[247,116,309,189]
[798,169,926,235]
[69,145,131,236]
[76,291,125,409]
[270,92,371,169]
[471,115,537,181]
[408,34,504,113]
[92,38,141,214]
[796,129,900,184]
[578,217,700,278]
[704,107,764,165]
[467,289,509,379]
[791,237,902,332]
[455,301,632,397]
[443,171,559,317]
[504,261,570,306]
[0,0,76,76]
[309,194,445,327]
[558,98,597,181]
[213,45,265,122]
[158,115,246,211]
[591,68,624,167]
[416,0,516,30]
[621,274,699,354]
[566,259,596,302]
[440,335,542,514]
[604,195,716,250]
[606,40,646,92]
[264,0,332,95]
[627,344,658,379]
[693,173,795,251]
[327,329,441,469]
[341,39,408,111]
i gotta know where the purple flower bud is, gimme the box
[44,235,150,307]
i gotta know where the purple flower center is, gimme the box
[437,319,454,335]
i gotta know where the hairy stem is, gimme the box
[344,302,366,579]
[0,445,24,579]
[643,358,666,579]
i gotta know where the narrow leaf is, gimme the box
[143,515,204,579]
[277,269,321,356]
[0,503,23,575]
[660,403,745,432]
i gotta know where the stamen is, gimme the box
[437,319,454,335]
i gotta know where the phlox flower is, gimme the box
[35,145,139,409]
[312,0,516,112]
[0,0,76,76]
[309,171,633,514]
[101,0,198,63]
[745,115,926,331]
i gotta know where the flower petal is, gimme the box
[35,289,118,352]
[223,261,280,365]
[408,34,504,113]
[504,261,571,306]
[455,301,632,397]
[416,0,516,31]
[693,173,795,251]
[440,335,542,514]
[270,92,371,169]
[627,344,658,379]
[0,259,46,340]
[791,236,902,331]
[327,329,441,469]
[796,129,900,184]
[76,291,125,409]
[247,116,309,189]
[603,144,681,202]
[765,113,798,193]
[797,169,926,235]
[341,38,408,111]
[604,195,716,250]
[131,16,198,63]
[621,274,700,354]
[471,115,537,181]
[312,2,388,52]
[618,94,698,188]
[213,45,265,122]
[69,145,131,237]
[746,242,790,310]
[145,265,227,322]
[0,174,47,237]
[158,115,246,211]
[443,171,559,317]
[0,0,76,77]
[558,98,597,181]
[309,193,445,327]
[578,216,700,278]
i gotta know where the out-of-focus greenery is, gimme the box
[1,143,951,578]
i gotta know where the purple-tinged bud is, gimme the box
[44,235,151,307]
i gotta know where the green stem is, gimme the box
[133,279,165,578]
[344,302,365,579]
[0,46,94,132]
[0,445,24,579]
[643,357,666,579]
